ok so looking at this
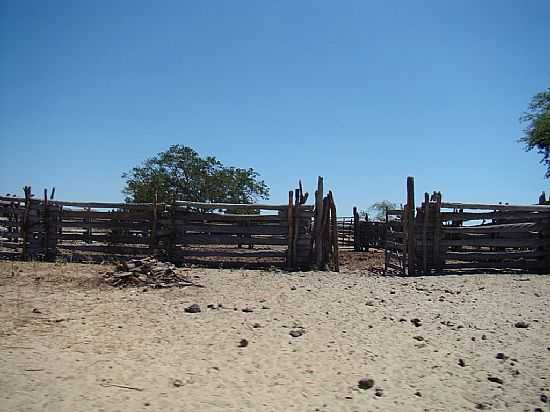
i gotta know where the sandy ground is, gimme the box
[0,258,549,412]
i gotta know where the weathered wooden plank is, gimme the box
[62,210,153,220]
[174,233,287,246]
[59,233,150,244]
[171,223,289,236]
[174,201,297,211]
[57,244,150,254]
[443,261,544,270]
[441,238,544,248]
[61,221,151,230]
[164,214,284,224]
[442,202,550,212]
[176,249,287,258]
[444,250,546,261]
[441,211,550,221]
[441,222,542,234]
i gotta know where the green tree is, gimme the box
[361,200,398,221]
[520,88,550,178]
[122,145,270,204]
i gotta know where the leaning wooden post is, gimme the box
[422,192,429,274]
[315,176,324,268]
[353,206,359,251]
[406,176,416,275]
[329,191,339,272]
[287,190,295,269]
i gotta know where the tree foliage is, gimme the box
[520,88,550,178]
[361,200,398,221]
[122,145,270,204]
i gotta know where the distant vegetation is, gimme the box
[520,88,550,178]
[361,200,398,221]
[122,145,270,204]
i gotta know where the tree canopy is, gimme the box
[520,88,550,178]
[361,200,398,221]
[122,145,270,204]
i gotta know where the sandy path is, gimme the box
[0,261,548,411]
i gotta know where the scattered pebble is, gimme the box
[242,308,254,313]
[496,352,507,360]
[458,359,466,367]
[358,377,375,390]
[487,376,503,384]
[239,339,249,348]
[411,318,422,327]
[184,304,201,314]
[289,329,305,338]
[514,321,529,329]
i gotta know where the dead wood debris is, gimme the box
[103,257,204,289]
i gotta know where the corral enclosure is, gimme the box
[0,179,339,271]
[352,178,550,275]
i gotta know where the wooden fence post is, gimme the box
[150,192,158,253]
[406,177,416,275]
[287,190,295,269]
[329,191,339,272]
[422,192,429,274]
[433,192,442,273]
[315,176,324,268]
[353,206,359,251]
[22,186,32,260]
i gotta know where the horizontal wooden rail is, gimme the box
[441,222,542,234]
[441,211,550,221]
[441,202,550,212]
[441,238,544,248]
[444,250,546,261]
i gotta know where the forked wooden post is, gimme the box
[406,177,416,275]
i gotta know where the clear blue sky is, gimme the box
[1,0,549,214]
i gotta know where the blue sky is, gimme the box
[1,1,549,214]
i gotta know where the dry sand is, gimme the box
[0,259,549,411]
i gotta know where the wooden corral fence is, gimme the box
[384,177,550,275]
[0,177,339,271]
[337,216,354,247]
[350,207,387,252]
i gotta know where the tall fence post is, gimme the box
[353,206,359,251]
[422,192,429,274]
[21,186,32,260]
[432,192,442,273]
[315,176,324,268]
[287,190,295,269]
[406,177,416,275]
[329,191,339,271]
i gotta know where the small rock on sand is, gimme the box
[358,378,375,390]
[184,304,201,314]
[487,376,503,384]
[289,329,305,338]
[514,321,529,328]
[239,339,249,348]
